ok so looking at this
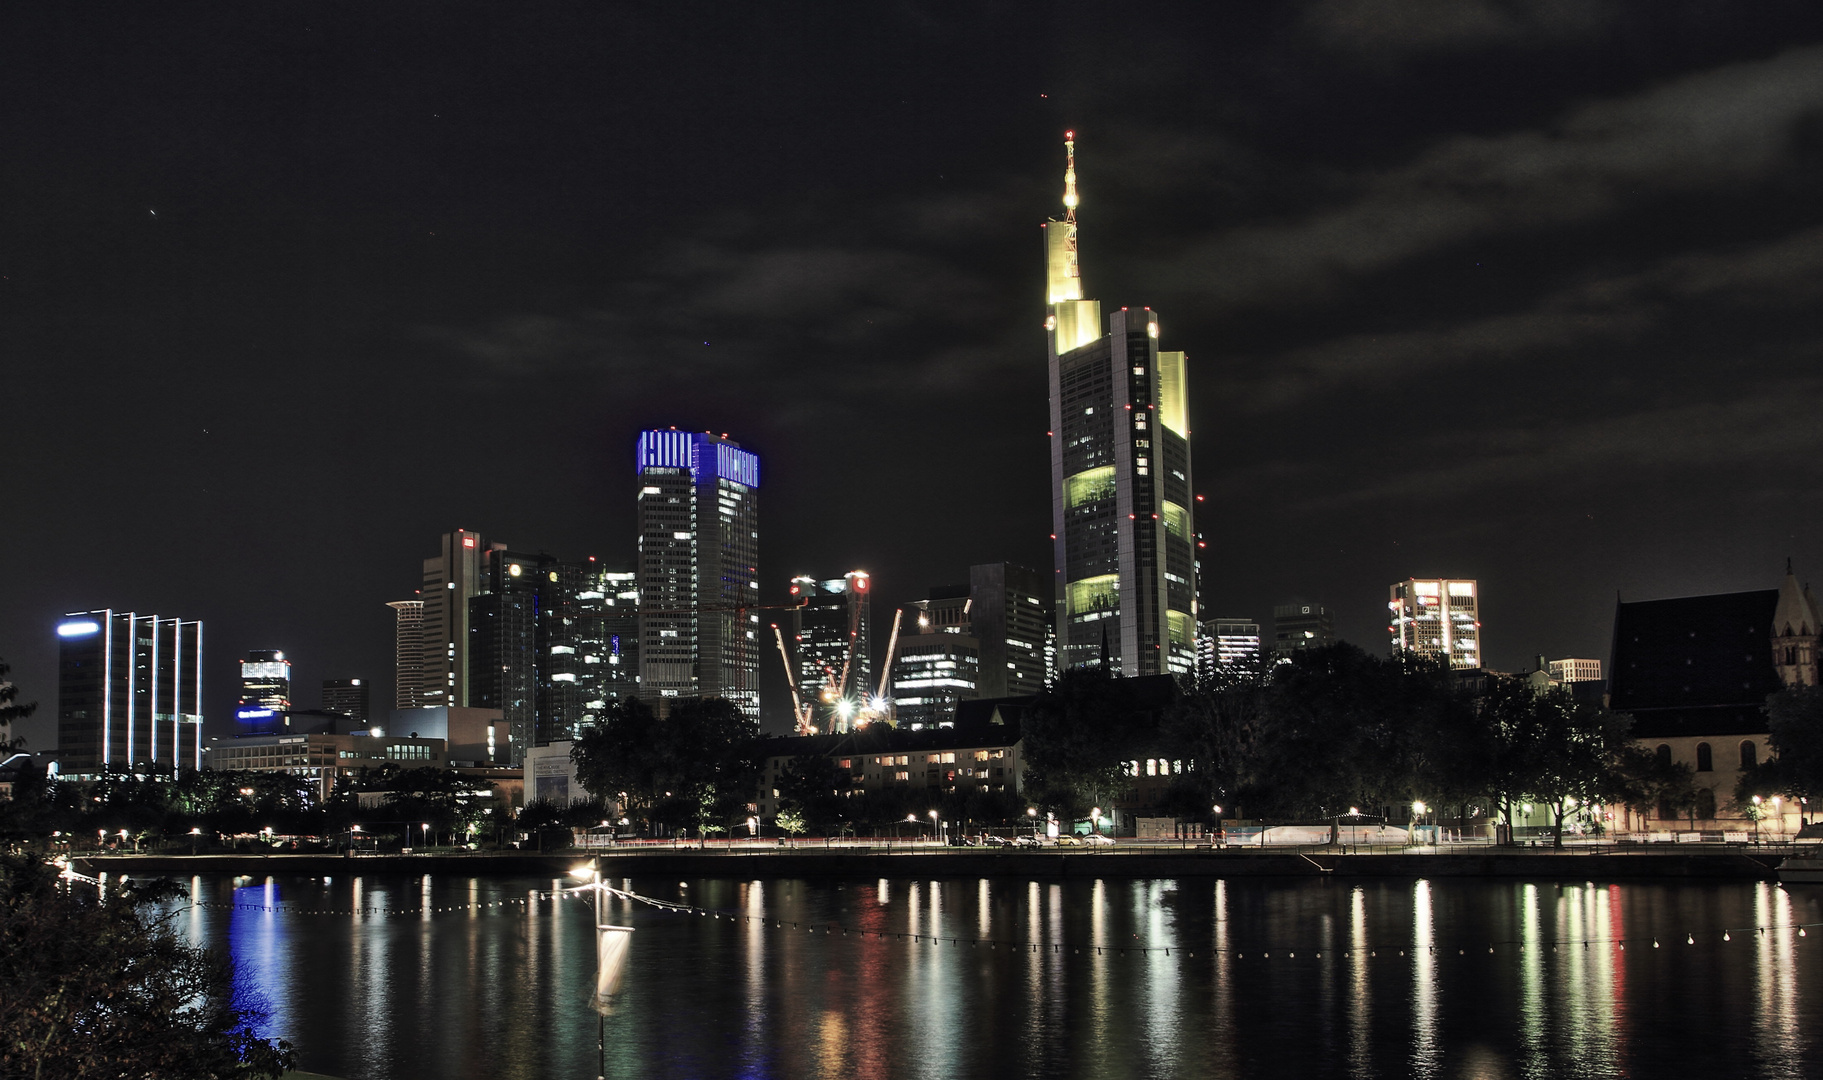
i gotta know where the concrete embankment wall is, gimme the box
[76,848,1781,881]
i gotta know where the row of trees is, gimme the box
[1740,685,1823,809]
[562,645,1714,848]
[1023,645,1694,848]
[0,762,499,850]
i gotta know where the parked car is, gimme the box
[1012,834,1045,848]
[1054,834,1082,847]
[1084,833,1115,846]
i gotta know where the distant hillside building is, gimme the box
[56,610,203,776]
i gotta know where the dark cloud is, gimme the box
[6,4,1823,745]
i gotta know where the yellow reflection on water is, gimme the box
[1754,882,1803,1073]
[1411,879,1438,1076]
[1349,886,1370,1078]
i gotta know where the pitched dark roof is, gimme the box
[1609,589,1781,738]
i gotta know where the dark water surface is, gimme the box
[155,871,1823,1079]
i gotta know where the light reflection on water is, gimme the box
[165,873,1823,1080]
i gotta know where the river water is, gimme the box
[155,870,1823,1079]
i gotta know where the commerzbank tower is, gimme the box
[1044,131,1198,678]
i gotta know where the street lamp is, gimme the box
[1410,801,1427,847]
[1212,805,1223,845]
[929,809,940,848]
[1753,795,1764,843]
[1091,807,1102,839]
[422,822,430,850]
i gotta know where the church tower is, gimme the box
[1772,561,1820,687]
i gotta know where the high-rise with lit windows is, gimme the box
[636,430,761,720]
[386,599,427,709]
[1044,132,1197,678]
[1389,578,1481,669]
[786,571,871,732]
[420,530,495,708]
[574,564,639,726]
[239,650,291,711]
[56,610,203,776]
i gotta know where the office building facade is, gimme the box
[1198,618,1261,676]
[1272,601,1335,658]
[574,565,639,727]
[1389,578,1481,669]
[1547,658,1602,685]
[386,599,428,709]
[1044,132,1197,678]
[239,650,291,711]
[420,529,494,709]
[787,571,872,732]
[891,564,1052,728]
[56,610,202,775]
[636,430,761,719]
[321,678,371,723]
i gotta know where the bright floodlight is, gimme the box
[570,866,596,881]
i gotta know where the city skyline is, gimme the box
[8,6,1823,747]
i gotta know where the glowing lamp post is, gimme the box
[1753,795,1763,843]
[1410,802,1427,848]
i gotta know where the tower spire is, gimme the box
[1061,131,1080,287]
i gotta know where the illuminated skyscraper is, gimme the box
[1389,578,1481,669]
[787,572,871,732]
[1044,132,1197,677]
[891,563,1052,728]
[386,599,427,709]
[1197,618,1261,676]
[420,530,495,708]
[1272,601,1335,658]
[636,430,761,719]
[574,564,640,727]
[320,678,370,723]
[56,610,202,775]
[239,650,291,711]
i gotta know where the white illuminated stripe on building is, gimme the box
[193,621,204,766]
[124,611,137,768]
[149,615,160,763]
[102,611,114,766]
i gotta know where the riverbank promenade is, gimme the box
[75,838,1801,881]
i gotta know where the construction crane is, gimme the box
[772,625,814,735]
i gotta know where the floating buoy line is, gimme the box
[59,869,1821,960]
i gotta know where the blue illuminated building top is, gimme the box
[636,430,760,489]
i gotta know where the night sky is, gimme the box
[7,2,1823,747]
